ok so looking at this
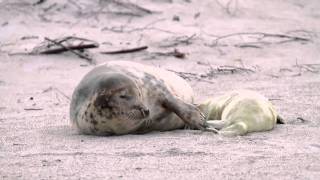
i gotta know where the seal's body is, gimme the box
[70,61,206,135]
[198,90,284,136]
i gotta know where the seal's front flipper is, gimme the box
[204,127,219,133]
[206,120,229,130]
[219,122,248,136]
[163,97,207,130]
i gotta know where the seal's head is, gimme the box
[92,73,149,134]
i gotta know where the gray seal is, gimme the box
[70,61,206,135]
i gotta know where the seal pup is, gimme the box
[197,90,284,136]
[70,61,206,135]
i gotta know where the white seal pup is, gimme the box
[197,90,284,136]
[70,61,206,135]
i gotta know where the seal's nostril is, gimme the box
[137,106,149,117]
[144,109,150,116]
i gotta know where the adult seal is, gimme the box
[70,61,206,135]
[198,90,284,136]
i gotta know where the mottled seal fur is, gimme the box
[70,61,206,135]
[198,90,284,136]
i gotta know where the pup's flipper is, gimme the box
[219,122,248,136]
[206,119,230,130]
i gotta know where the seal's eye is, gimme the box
[119,95,132,100]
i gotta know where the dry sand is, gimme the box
[0,0,320,179]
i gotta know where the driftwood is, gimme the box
[38,36,99,54]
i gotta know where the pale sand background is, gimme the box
[0,0,320,179]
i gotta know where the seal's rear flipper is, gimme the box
[277,115,285,124]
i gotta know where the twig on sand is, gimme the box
[43,3,57,12]
[24,108,43,111]
[167,63,254,83]
[68,0,82,11]
[208,32,311,47]
[110,0,154,15]
[159,34,197,48]
[151,49,186,59]
[200,65,255,78]
[297,117,308,123]
[101,46,148,54]
[268,98,282,101]
[99,0,156,17]
[216,65,255,73]
[294,59,320,74]
[42,86,71,101]
[234,44,262,49]
[215,0,239,16]
[20,152,115,157]
[33,0,46,6]
[167,69,215,84]
[101,18,176,35]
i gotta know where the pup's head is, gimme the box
[93,74,149,134]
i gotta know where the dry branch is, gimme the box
[44,37,94,63]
